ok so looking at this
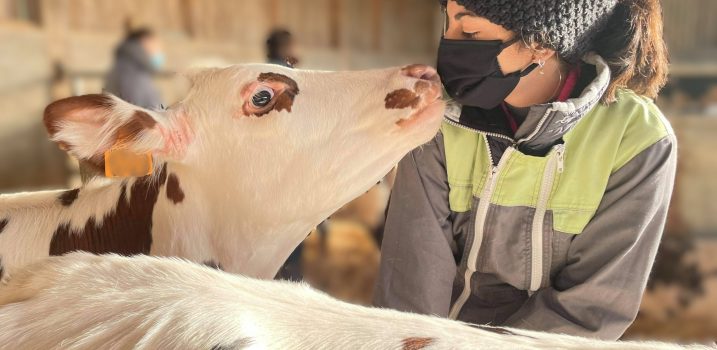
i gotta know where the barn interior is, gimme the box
[0,0,716,344]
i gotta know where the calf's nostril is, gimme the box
[402,64,440,83]
[420,69,439,83]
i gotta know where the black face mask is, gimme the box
[437,37,538,109]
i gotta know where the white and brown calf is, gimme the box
[0,253,711,350]
[0,63,444,279]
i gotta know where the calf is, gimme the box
[0,253,711,350]
[0,63,443,279]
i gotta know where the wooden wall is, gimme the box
[2,0,441,69]
[662,0,717,60]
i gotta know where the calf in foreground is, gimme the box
[0,64,443,279]
[0,253,711,350]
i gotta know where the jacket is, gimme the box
[374,54,677,340]
[104,39,162,110]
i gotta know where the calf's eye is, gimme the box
[251,88,274,108]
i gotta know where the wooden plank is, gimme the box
[328,0,340,49]
[268,0,279,27]
[662,0,717,57]
[0,24,51,92]
[371,0,381,51]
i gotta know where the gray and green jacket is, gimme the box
[374,54,677,340]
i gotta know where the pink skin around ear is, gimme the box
[157,110,193,159]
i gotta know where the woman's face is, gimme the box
[444,1,534,75]
[443,0,561,108]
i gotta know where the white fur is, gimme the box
[0,64,444,279]
[0,253,710,350]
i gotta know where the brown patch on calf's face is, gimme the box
[385,89,420,110]
[401,337,434,350]
[248,72,300,117]
[258,73,299,94]
[59,189,80,206]
[49,165,168,256]
[166,173,185,204]
[0,218,7,234]
[272,92,296,114]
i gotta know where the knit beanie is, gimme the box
[439,0,619,62]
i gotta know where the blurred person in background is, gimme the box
[375,0,674,340]
[105,26,164,110]
[268,28,303,281]
[266,29,299,68]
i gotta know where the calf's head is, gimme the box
[44,64,444,229]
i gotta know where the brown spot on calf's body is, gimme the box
[402,337,434,350]
[166,173,185,204]
[49,165,168,256]
[0,257,4,280]
[59,189,80,206]
[385,89,420,110]
[114,110,158,148]
[133,110,157,129]
[256,72,300,115]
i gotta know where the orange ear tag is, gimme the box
[104,148,153,178]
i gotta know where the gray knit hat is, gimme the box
[440,0,619,62]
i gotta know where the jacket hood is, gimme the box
[445,54,612,153]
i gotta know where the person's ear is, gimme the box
[530,46,557,65]
[43,94,193,169]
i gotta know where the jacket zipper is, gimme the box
[528,144,565,291]
[448,139,514,320]
[516,108,554,147]
[443,115,565,312]
[443,118,515,143]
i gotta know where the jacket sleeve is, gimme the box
[373,132,457,317]
[504,135,677,340]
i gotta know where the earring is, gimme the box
[538,60,546,75]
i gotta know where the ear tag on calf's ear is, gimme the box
[104,148,153,178]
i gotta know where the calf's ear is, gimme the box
[43,94,192,168]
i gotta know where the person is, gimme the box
[105,27,164,110]
[77,27,165,181]
[374,0,674,340]
[266,29,299,68]
[267,29,302,281]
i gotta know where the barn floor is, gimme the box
[624,239,717,343]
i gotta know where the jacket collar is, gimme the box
[445,54,611,153]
